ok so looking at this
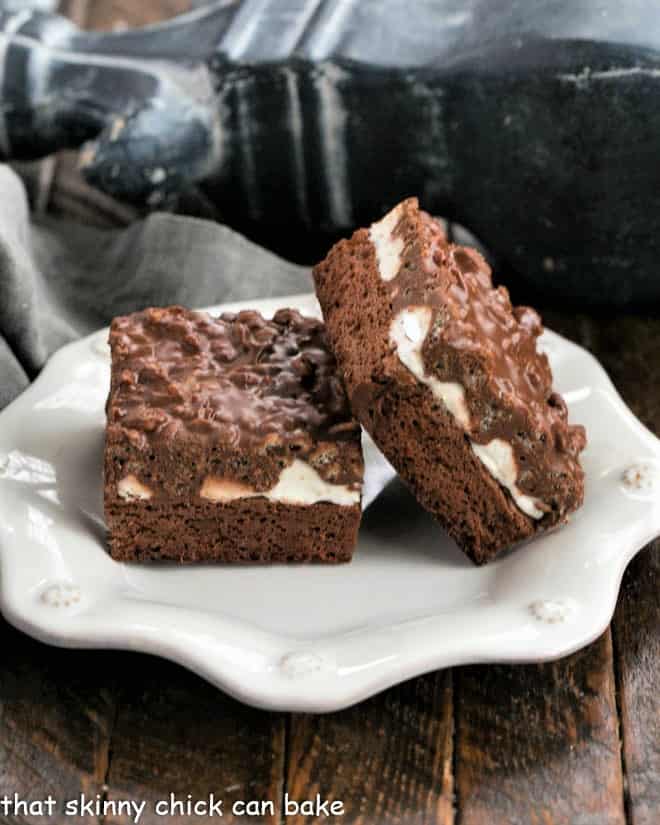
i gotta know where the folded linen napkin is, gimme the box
[0,165,311,410]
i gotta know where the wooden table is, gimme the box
[3,3,658,824]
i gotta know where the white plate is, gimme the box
[0,293,659,712]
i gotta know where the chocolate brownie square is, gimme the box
[104,306,363,563]
[313,198,586,564]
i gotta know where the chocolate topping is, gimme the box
[107,306,362,488]
[389,198,586,511]
[312,197,586,559]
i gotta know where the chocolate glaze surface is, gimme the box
[390,198,586,513]
[107,306,362,488]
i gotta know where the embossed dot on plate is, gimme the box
[529,599,574,624]
[40,582,81,609]
[279,651,325,679]
[2,290,660,713]
[621,461,660,499]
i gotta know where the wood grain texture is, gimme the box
[614,544,660,825]
[102,654,285,825]
[0,620,115,824]
[9,0,659,806]
[286,671,454,825]
[454,632,626,825]
[563,313,660,825]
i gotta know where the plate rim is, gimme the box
[0,291,658,712]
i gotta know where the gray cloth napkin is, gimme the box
[0,165,312,411]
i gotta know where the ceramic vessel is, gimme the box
[2,3,660,304]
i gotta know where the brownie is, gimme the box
[104,306,364,563]
[313,197,586,564]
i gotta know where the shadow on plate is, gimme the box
[360,478,471,568]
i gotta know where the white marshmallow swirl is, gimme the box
[200,459,360,507]
[471,440,545,519]
[117,474,153,501]
[389,306,470,428]
[389,306,545,520]
[369,203,406,281]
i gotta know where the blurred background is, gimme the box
[11,0,223,230]
[5,0,660,309]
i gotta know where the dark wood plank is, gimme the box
[543,313,660,426]
[455,632,625,825]
[103,654,285,825]
[0,619,116,824]
[614,543,660,825]
[286,671,454,825]
[560,312,660,825]
[453,310,660,825]
[43,6,285,825]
